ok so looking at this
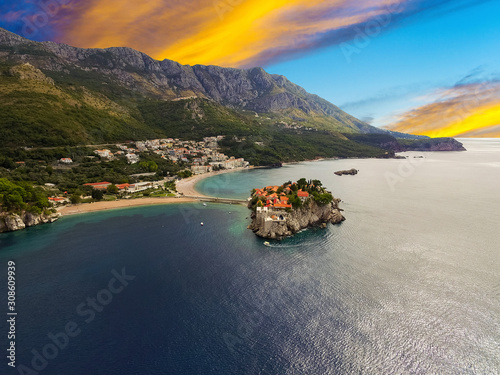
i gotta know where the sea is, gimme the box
[1,139,499,375]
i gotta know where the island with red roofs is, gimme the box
[248,178,345,240]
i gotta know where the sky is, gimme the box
[0,0,499,137]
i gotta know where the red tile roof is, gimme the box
[297,190,309,197]
[274,203,292,209]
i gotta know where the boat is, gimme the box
[202,203,207,206]
[200,222,204,226]
[264,241,270,246]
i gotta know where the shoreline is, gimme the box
[58,197,198,216]
[175,166,252,197]
[58,167,251,217]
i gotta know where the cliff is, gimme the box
[249,199,344,240]
[0,211,60,233]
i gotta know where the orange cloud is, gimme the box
[58,0,408,67]
[385,82,500,138]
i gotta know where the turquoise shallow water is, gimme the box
[1,139,499,374]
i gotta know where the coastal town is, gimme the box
[0,135,253,232]
[48,136,249,204]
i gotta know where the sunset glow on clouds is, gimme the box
[1,0,438,68]
[385,82,500,138]
[0,0,499,137]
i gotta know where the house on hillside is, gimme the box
[126,153,140,164]
[60,158,73,164]
[94,149,113,159]
[48,197,69,205]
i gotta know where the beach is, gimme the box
[58,167,250,216]
[58,197,198,216]
[175,167,250,197]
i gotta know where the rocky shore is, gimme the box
[248,179,345,240]
[0,211,60,233]
[249,199,344,240]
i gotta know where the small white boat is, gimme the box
[264,241,270,246]
[200,222,204,226]
[202,203,207,206]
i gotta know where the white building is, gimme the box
[126,153,140,164]
[191,165,213,175]
[94,149,113,159]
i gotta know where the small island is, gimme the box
[334,168,359,176]
[248,179,345,240]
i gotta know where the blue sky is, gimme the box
[266,0,500,127]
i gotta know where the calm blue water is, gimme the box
[1,139,499,374]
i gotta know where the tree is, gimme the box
[176,170,193,179]
[0,157,16,170]
[297,178,307,189]
[289,195,302,209]
[315,193,333,205]
[312,179,322,188]
[82,185,94,196]
[107,184,119,194]
[0,178,26,210]
[70,193,81,204]
[0,178,49,212]
[91,189,104,201]
[139,161,158,173]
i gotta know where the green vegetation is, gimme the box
[0,62,392,161]
[0,151,182,214]
[220,130,391,166]
[138,98,255,140]
[0,178,50,214]
[176,170,193,179]
[91,189,104,201]
[0,147,183,204]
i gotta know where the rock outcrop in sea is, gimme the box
[0,211,60,233]
[249,199,344,240]
[248,179,344,240]
[334,168,359,176]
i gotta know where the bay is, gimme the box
[1,139,499,374]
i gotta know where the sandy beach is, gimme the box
[58,197,198,216]
[58,167,250,216]
[176,167,250,197]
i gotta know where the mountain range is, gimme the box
[0,27,463,163]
